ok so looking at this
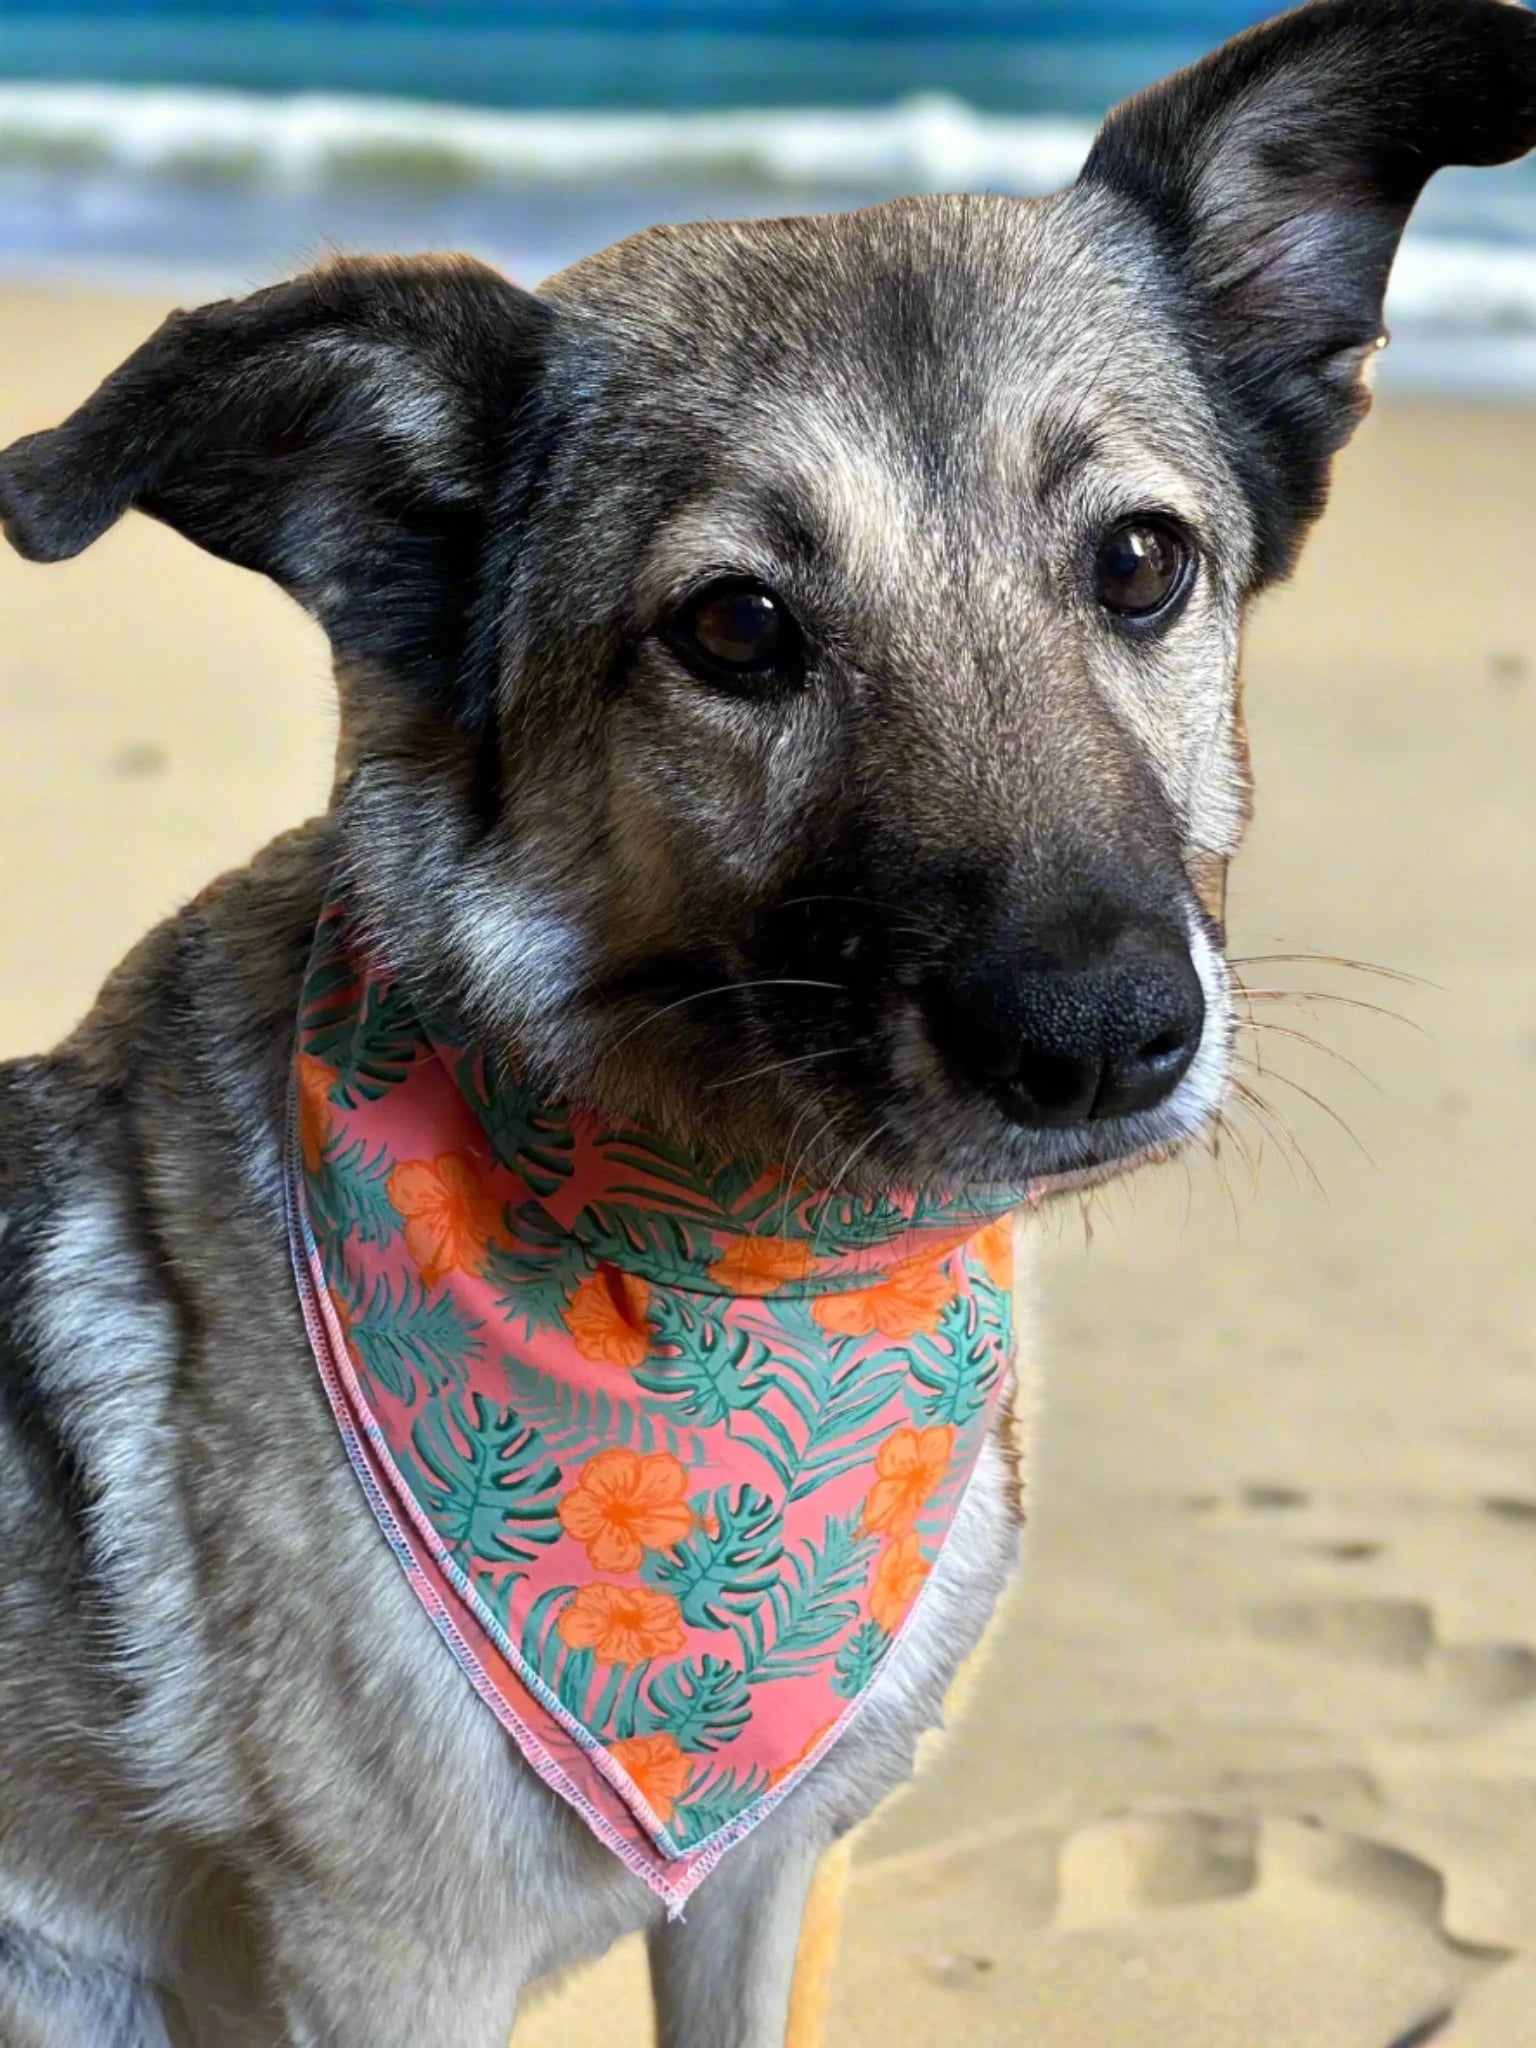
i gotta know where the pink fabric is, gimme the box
[285,893,1025,1909]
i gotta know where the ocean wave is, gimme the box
[0,82,1094,193]
[3,84,1536,364]
[1389,239,1536,334]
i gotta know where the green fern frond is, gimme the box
[299,953,359,1028]
[832,1619,890,1700]
[309,1133,402,1250]
[597,1135,791,1237]
[742,1511,877,1683]
[520,1584,598,1722]
[732,1296,904,1500]
[667,1762,772,1850]
[475,1564,522,1643]
[347,1272,482,1404]
[500,1354,711,1467]
[794,1190,910,1255]
[306,980,423,1107]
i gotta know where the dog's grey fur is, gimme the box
[4,3,1536,2040]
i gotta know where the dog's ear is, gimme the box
[1080,0,1536,579]
[0,254,551,708]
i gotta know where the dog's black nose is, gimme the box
[929,936,1205,1129]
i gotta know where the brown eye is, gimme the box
[663,578,802,688]
[1093,519,1193,621]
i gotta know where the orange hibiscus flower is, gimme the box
[970,1213,1015,1291]
[385,1154,510,1286]
[861,1425,956,1538]
[869,1532,931,1633]
[565,1265,653,1368]
[811,1255,956,1342]
[607,1731,695,1825]
[707,1234,816,1296]
[558,1582,688,1665]
[558,1448,694,1572]
[296,1053,339,1173]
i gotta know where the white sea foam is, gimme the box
[0,82,1094,193]
[1390,238,1536,333]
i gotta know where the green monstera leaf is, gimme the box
[908,1290,1005,1429]
[639,1657,752,1754]
[307,979,423,1106]
[455,1055,575,1198]
[344,1271,482,1404]
[406,1390,562,1568]
[484,1200,595,1337]
[635,1295,768,1426]
[641,1485,783,1629]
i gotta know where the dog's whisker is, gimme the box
[704,1047,853,1093]
[810,1120,894,1259]
[1228,950,1435,989]
[599,977,848,1060]
[771,892,941,948]
[1231,985,1426,1033]
[1227,1088,1306,1196]
[1209,1104,1262,1191]
[1241,1018,1384,1093]
[1227,1111,1273,1203]
[1237,1057,1375,1166]
[1230,1076,1328,1198]
[772,1102,844,1234]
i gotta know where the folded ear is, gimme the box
[0,254,552,709]
[1080,0,1536,580]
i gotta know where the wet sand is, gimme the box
[4,286,1535,2047]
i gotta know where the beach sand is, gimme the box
[4,286,1535,2048]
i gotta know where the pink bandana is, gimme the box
[285,892,1024,1909]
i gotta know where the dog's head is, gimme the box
[5,0,1535,1192]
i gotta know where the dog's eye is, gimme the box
[662,578,803,688]
[1093,519,1192,621]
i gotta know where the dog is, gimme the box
[3,2,1534,2042]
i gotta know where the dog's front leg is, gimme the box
[648,1822,847,2048]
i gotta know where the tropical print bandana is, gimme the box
[285,891,1026,1910]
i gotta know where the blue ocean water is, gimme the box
[0,3,1281,113]
[2,3,1536,389]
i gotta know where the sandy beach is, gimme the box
[4,285,1535,2047]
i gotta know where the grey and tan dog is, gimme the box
[3,3,1535,2042]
